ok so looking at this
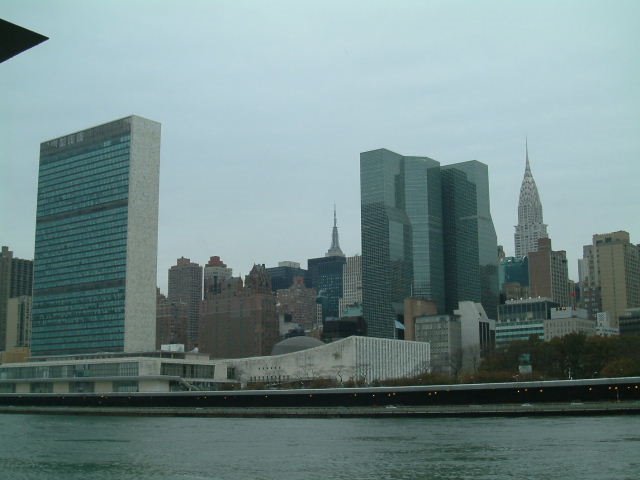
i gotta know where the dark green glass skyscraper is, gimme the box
[360,150,498,339]
[360,149,443,338]
[31,116,161,356]
[442,161,499,320]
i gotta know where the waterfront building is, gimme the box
[0,336,429,393]
[528,237,571,307]
[360,149,444,338]
[338,254,362,317]
[0,352,222,393]
[0,247,33,351]
[203,256,233,299]
[31,116,161,356]
[496,297,558,348]
[580,231,640,326]
[544,307,595,341]
[514,141,548,258]
[266,261,308,292]
[199,265,279,359]
[168,257,203,349]
[225,336,430,387]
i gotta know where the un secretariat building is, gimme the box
[31,116,161,357]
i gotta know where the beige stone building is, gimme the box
[581,231,640,326]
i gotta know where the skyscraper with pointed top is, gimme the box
[514,140,548,258]
[326,205,345,257]
[308,207,347,323]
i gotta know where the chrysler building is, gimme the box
[514,141,548,257]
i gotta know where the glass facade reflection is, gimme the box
[360,149,443,338]
[31,116,160,356]
[442,161,499,320]
[361,150,499,339]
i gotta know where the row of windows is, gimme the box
[34,270,127,290]
[35,260,127,282]
[31,321,125,333]
[38,162,129,199]
[33,298,124,318]
[35,252,127,278]
[37,191,130,218]
[0,362,138,380]
[38,151,129,188]
[35,235,128,264]
[160,364,215,378]
[40,141,130,178]
[36,205,128,234]
[37,175,129,212]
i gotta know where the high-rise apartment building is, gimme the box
[199,265,278,358]
[203,256,232,299]
[168,257,203,348]
[514,142,548,258]
[31,116,160,356]
[155,289,189,350]
[528,237,570,307]
[339,254,362,317]
[266,261,307,292]
[276,276,317,332]
[581,231,640,325]
[360,149,498,338]
[1,247,33,351]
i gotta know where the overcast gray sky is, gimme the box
[2,0,639,294]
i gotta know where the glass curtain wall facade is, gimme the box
[442,161,499,320]
[307,256,346,321]
[441,168,481,314]
[31,116,160,356]
[360,149,443,338]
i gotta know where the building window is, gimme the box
[0,383,16,393]
[69,382,95,393]
[113,381,138,393]
[30,382,53,393]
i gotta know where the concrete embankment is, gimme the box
[2,401,640,418]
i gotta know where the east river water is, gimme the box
[0,414,638,480]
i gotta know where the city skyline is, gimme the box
[2,1,639,294]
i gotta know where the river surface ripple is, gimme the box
[0,414,638,480]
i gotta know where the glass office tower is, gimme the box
[31,116,161,356]
[442,161,499,320]
[360,149,444,338]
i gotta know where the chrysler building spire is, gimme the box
[326,204,345,257]
[514,140,548,257]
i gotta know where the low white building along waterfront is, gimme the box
[220,336,430,387]
[0,337,430,393]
